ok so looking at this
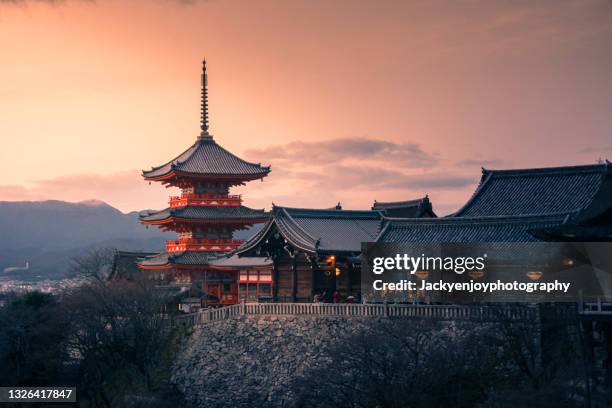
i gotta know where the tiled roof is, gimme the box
[372,196,436,218]
[139,250,272,269]
[236,206,384,254]
[139,205,268,223]
[451,163,612,217]
[139,251,219,267]
[109,250,156,280]
[377,214,568,243]
[209,254,272,268]
[142,138,270,179]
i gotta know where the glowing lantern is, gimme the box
[335,267,342,277]
[468,270,485,280]
[415,270,429,279]
[562,257,575,266]
[526,271,543,281]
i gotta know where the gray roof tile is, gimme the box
[452,163,611,217]
[377,214,567,243]
[237,206,384,254]
[372,196,436,218]
[143,138,270,179]
[140,205,268,223]
[139,251,219,267]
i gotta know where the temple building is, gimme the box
[235,163,612,302]
[234,202,436,302]
[379,163,612,243]
[138,60,270,306]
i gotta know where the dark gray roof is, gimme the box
[142,138,270,179]
[109,250,156,280]
[451,163,612,217]
[377,214,568,243]
[140,205,268,223]
[139,250,272,269]
[209,254,272,268]
[372,196,436,218]
[139,251,219,267]
[237,205,384,254]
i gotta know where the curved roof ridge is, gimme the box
[143,141,199,174]
[277,204,377,213]
[482,162,609,177]
[372,197,425,207]
[234,216,276,255]
[278,207,319,245]
[450,162,609,218]
[211,139,270,170]
[448,170,493,217]
[274,205,381,220]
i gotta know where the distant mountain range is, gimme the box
[0,200,171,280]
[0,200,264,280]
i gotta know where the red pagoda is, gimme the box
[139,60,270,305]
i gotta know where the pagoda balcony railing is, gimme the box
[169,193,242,208]
[166,238,245,253]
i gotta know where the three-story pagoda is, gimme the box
[139,60,270,305]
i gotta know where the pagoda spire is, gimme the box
[199,59,212,140]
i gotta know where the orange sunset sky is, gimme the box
[1,0,612,215]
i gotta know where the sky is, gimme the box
[1,0,611,215]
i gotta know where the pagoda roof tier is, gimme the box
[140,205,268,225]
[142,137,270,183]
[138,250,271,270]
[138,251,218,269]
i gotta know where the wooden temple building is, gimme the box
[234,198,435,302]
[137,60,271,306]
[235,163,612,302]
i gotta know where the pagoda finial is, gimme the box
[199,59,212,140]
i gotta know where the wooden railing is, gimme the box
[172,303,552,328]
[171,304,243,327]
[165,238,244,253]
[169,193,242,208]
[243,302,541,321]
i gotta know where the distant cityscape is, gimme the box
[0,275,89,296]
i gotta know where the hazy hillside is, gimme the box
[0,200,170,279]
[0,200,264,280]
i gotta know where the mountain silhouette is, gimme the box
[0,200,170,280]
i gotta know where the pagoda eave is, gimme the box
[140,217,268,226]
[138,262,219,271]
[143,170,270,184]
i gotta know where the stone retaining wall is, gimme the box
[171,315,374,407]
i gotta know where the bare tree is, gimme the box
[62,279,185,407]
[294,318,505,408]
[70,247,116,280]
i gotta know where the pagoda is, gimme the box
[139,60,270,305]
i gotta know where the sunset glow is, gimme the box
[1,0,612,214]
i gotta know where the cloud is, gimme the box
[245,137,438,169]
[455,158,506,168]
[236,137,479,215]
[579,146,612,154]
